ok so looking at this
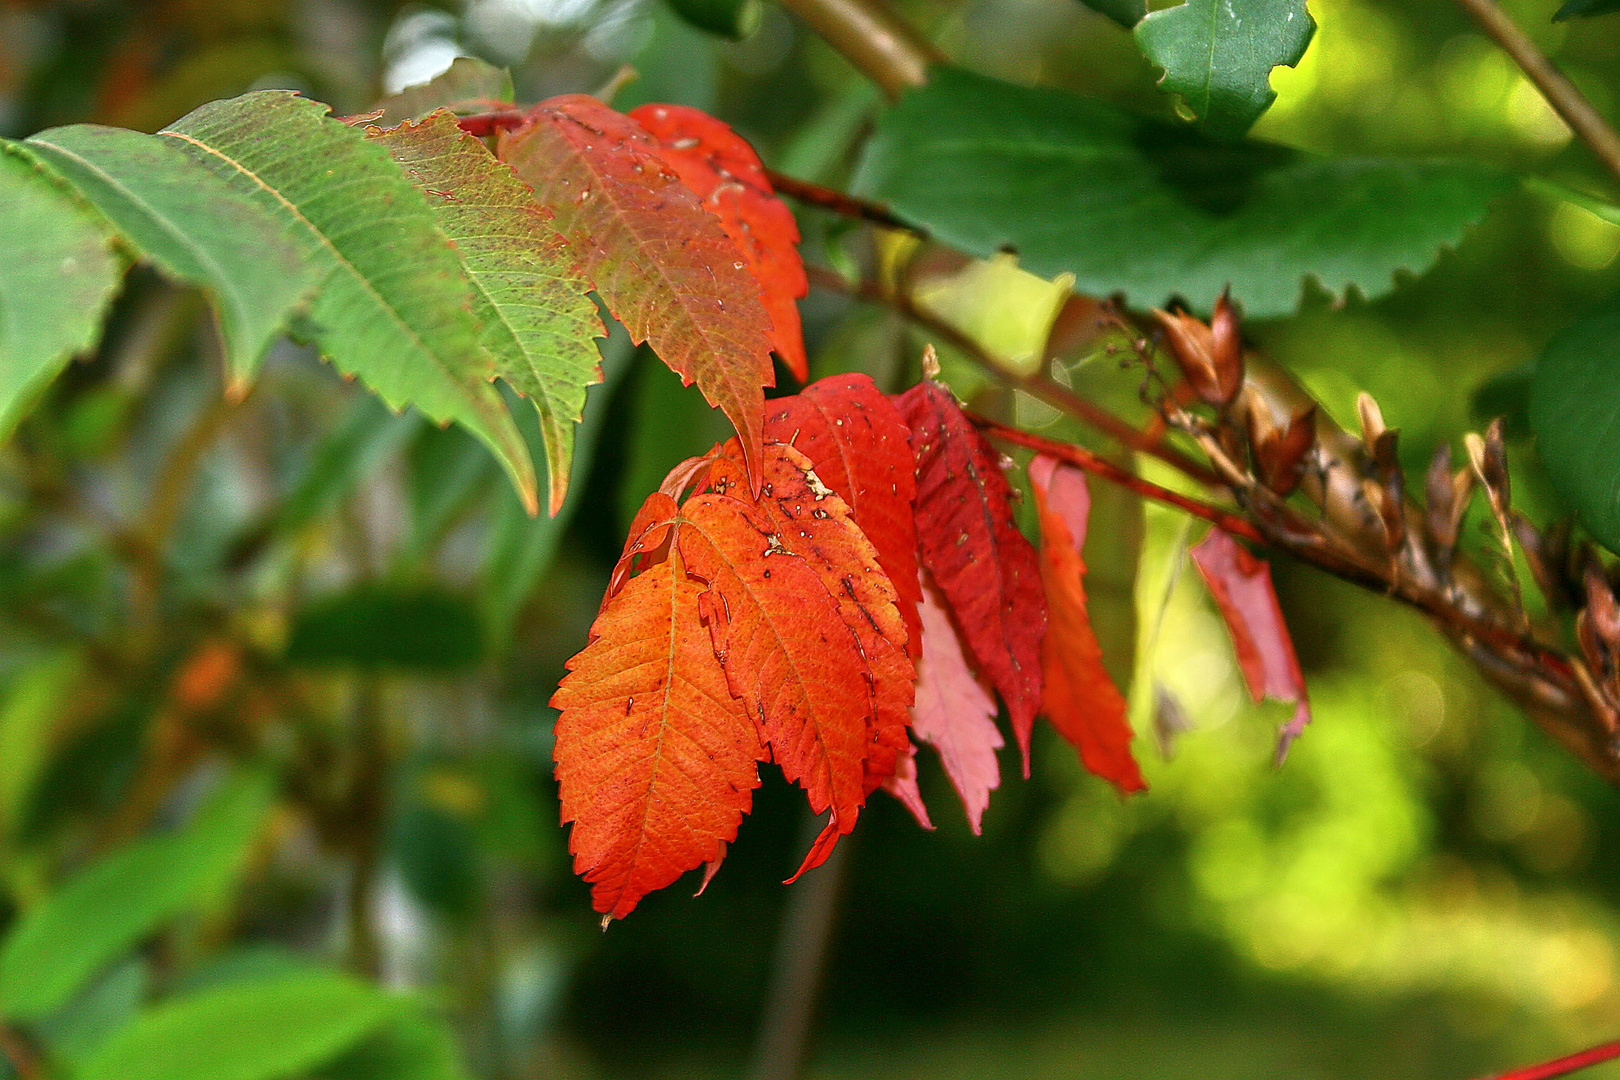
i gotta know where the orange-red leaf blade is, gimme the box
[896,381,1045,771]
[1190,527,1313,761]
[911,569,1003,834]
[552,548,765,920]
[498,96,774,488]
[629,103,809,382]
[1029,454,1146,795]
[766,374,923,656]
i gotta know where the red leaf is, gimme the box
[766,374,923,657]
[881,742,933,829]
[1190,528,1313,761]
[498,96,774,489]
[629,103,809,383]
[702,441,914,877]
[552,546,765,920]
[910,569,1003,834]
[895,381,1045,772]
[1029,454,1146,795]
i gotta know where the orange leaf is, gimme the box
[895,381,1045,772]
[498,96,774,490]
[911,569,1003,834]
[1190,527,1312,761]
[629,103,809,383]
[766,374,923,657]
[1029,454,1146,795]
[552,546,765,920]
[701,441,913,876]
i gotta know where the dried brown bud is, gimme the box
[1423,442,1475,579]
[1251,405,1316,498]
[1513,514,1561,612]
[1152,295,1243,408]
[1356,392,1386,448]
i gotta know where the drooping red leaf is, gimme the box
[1190,527,1313,761]
[629,103,809,383]
[881,742,934,829]
[551,545,766,920]
[766,374,923,656]
[673,479,873,866]
[702,441,913,876]
[1029,454,1146,795]
[910,569,1003,834]
[497,95,774,488]
[895,381,1045,772]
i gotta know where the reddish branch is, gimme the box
[1477,1037,1620,1080]
[766,170,917,231]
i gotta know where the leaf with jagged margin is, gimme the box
[159,91,539,514]
[0,143,123,440]
[853,66,1516,319]
[23,124,317,384]
[1075,0,1144,26]
[1135,0,1315,139]
[372,56,515,127]
[1555,0,1620,19]
[369,111,604,514]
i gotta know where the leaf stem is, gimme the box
[765,169,918,231]
[971,414,1264,543]
[1473,1037,1620,1080]
[770,0,941,98]
[1452,0,1620,186]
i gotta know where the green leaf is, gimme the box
[1554,0,1620,19]
[321,1010,471,1080]
[1135,0,1314,138]
[367,112,604,515]
[372,57,514,127]
[852,66,1516,318]
[0,652,82,841]
[663,0,763,39]
[1473,361,1534,438]
[1530,295,1620,553]
[0,768,274,1021]
[1076,0,1145,27]
[284,585,484,671]
[77,971,395,1080]
[22,124,318,381]
[159,92,539,514]
[0,143,123,439]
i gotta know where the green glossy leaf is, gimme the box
[0,768,274,1021]
[284,585,484,671]
[22,124,317,381]
[0,144,122,439]
[159,92,539,514]
[1530,296,1620,553]
[77,972,394,1080]
[852,66,1516,318]
[1555,0,1620,19]
[368,112,603,515]
[1135,0,1314,138]
[322,1010,471,1080]
[373,57,514,127]
[1076,0,1144,26]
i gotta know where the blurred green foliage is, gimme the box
[5,0,1620,1078]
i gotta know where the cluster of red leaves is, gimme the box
[520,98,1312,918]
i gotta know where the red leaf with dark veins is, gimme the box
[498,95,774,490]
[895,381,1045,773]
[629,103,809,383]
[1029,454,1146,795]
[910,568,1003,834]
[1190,527,1313,761]
[766,374,923,657]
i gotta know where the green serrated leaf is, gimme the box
[367,112,603,515]
[22,124,318,381]
[852,66,1516,318]
[1554,0,1620,19]
[0,768,275,1021]
[1076,0,1145,27]
[159,92,539,514]
[0,143,123,440]
[77,971,395,1080]
[372,57,515,127]
[1530,296,1620,553]
[1135,0,1314,138]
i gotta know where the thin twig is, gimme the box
[765,170,918,231]
[1452,0,1620,186]
[971,414,1264,543]
[771,0,941,98]
[1475,1036,1620,1080]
